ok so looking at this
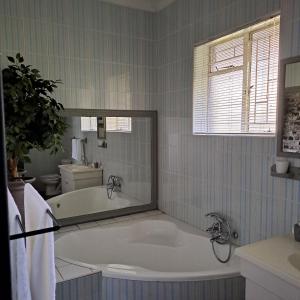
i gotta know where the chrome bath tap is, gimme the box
[106,175,122,199]
[205,212,231,244]
[205,212,238,263]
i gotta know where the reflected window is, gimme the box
[106,117,131,133]
[81,117,131,133]
[81,117,97,131]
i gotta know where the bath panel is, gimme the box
[56,272,102,300]
[102,276,245,300]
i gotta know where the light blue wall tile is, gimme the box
[2,0,300,246]
[156,0,300,245]
[0,0,155,110]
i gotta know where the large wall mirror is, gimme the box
[25,109,157,226]
[277,56,300,157]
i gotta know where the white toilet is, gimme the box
[39,174,61,197]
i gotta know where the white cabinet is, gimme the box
[240,259,300,300]
[59,164,103,193]
[245,279,281,300]
[236,236,300,300]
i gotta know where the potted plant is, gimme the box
[2,53,67,179]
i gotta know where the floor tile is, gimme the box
[58,264,92,281]
[78,222,98,230]
[55,268,63,282]
[58,225,79,233]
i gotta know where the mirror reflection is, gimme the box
[24,113,153,222]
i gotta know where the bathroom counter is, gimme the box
[59,164,102,173]
[236,235,300,299]
[236,235,300,287]
[59,164,103,193]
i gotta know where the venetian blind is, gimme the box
[81,117,131,132]
[106,117,132,132]
[193,16,280,135]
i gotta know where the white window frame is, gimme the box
[193,16,280,136]
[81,116,132,133]
[106,117,132,133]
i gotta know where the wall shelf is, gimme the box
[271,164,300,180]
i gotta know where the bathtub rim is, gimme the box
[48,185,157,227]
[49,185,141,219]
[55,214,241,282]
[55,256,241,282]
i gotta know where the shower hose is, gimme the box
[210,239,232,263]
[210,219,232,264]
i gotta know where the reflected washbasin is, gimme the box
[288,253,300,272]
[59,164,100,173]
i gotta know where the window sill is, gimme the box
[192,133,276,138]
[107,131,131,133]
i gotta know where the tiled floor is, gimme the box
[55,210,163,282]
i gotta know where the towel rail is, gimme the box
[10,209,60,241]
[14,215,26,246]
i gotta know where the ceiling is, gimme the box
[102,0,175,11]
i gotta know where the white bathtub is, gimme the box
[55,214,240,282]
[48,186,139,219]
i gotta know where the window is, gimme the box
[81,117,131,133]
[81,117,97,132]
[106,117,132,132]
[193,16,280,135]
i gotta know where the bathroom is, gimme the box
[1,0,300,299]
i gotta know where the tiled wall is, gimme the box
[56,272,102,300]
[102,276,245,300]
[155,0,300,245]
[0,0,156,185]
[0,0,155,110]
[2,0,300,245]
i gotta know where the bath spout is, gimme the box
[106,175,122,199]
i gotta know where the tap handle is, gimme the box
[205,212,225,224]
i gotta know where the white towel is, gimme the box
[8,189,32,300]
[72,138,82,161]
[24,184,56,300]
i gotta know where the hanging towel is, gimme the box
[71,138,82,161]
[24,184,56,300]
[8,189,32,300]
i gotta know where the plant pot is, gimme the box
[8,180,25,223]
[7,158,18,178]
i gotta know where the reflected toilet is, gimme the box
[39,174,61,197]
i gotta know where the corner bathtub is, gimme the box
[55,214,244,300]
[48,186,138,219]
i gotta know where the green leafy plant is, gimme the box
[2,53,67,178]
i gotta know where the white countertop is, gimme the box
[236,235,300,288]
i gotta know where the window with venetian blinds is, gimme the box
[81,117,131,132]
[106,117,132,132]
[193,16,280,135]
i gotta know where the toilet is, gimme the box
[39,159,72,197]
[39,174,61,197]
